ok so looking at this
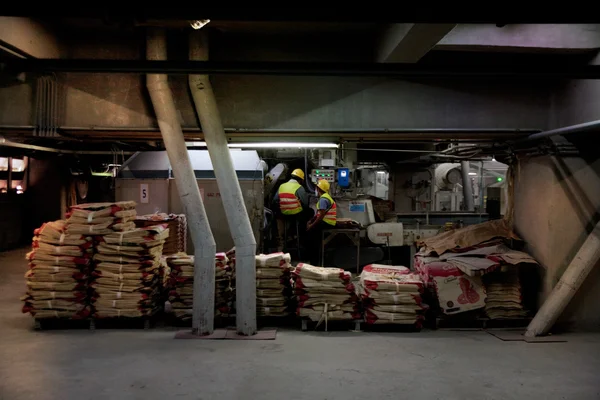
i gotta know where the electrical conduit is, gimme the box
[146,28,217,335]
[188,31,257,336]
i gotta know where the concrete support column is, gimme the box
[526,220,600,337]
[146,28,216,335]
[189,31,257,336]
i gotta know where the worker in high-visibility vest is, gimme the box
[306,179,337,264]
[273,169,310,252]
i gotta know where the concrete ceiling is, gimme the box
[2,17,600,64]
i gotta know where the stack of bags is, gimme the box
[292,263,358,322]
[414,255,486,316]
[483,267,526,319]
[357,264,426,326]
[164,253,195,320]
[66,201,137,235]
[22,220,93,319]
[91,224,169,318]
[255,253,293,317]
[215,252,235,318]
[415,220,538,320]
[135,213,187,255]
[165,252,236,320]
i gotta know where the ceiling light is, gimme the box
[230,142,338,149]
[468,172,477,176]
[187,142,338,149]
[190,19,210,30]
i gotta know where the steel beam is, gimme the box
[6,59,600,79]
[377,24,456,63]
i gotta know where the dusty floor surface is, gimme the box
[1,247,599,400]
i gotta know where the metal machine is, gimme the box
[433,163,465,212]
[116,150,264,252]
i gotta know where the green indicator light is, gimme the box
[497,177,503,182]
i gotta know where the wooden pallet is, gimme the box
[361,322,422,333]
[91,316,154,330]
[434,316,532,330]
[33,317,94,331]
[300,317,363,332]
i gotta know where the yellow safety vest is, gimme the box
[278,180,303,215]
[317,192,337,226]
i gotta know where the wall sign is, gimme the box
[140,183,149,203]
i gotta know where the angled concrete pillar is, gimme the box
[188,31,257,336]
[146,28,216,335]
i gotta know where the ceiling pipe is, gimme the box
[9,59,600,79]
[0,138,135,155]
[189,30,257,336]
[146,28,217,336]
[460,161,475,211]
[521,119,600,142]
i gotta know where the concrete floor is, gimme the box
[1,248,599,400]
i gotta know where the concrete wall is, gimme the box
[0,30,552,131]
[514,79,600,330]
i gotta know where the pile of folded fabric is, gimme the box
[255,253,293,317]
[292,263,358,322]
[66,201,137,235]
[358,264,426,326]
[134,213,187,255]
[415,220,537,319]
[21,220,94,319]
[91,224,169,318]
[482,266,526,319]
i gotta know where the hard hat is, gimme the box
[317,179,330,193]
[291,169,305,180]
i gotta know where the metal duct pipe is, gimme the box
[146,28,217,336]
[522,120,600,142]
[189,31,257,336]
[460,161,475,211]
[0,138,136,155]
[525,220,600,337]
[7,157,12,193]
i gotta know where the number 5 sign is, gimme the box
[140,184,149,204]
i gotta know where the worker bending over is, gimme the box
[306,179,337,265]
[273,169,310,252]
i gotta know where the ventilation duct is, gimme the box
[34,75,59,137]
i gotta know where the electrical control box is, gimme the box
[337,168,350,188]
[311,168,335,184]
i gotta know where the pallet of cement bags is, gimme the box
[164,252,236,321]
[255,253,293,317]
[66,201,137,235]
[483,266,528,320]
[21,220,94,321]
[91,224,168,319]
[134,213,187,255]
[357,264,427,327]
[292,263,359,323]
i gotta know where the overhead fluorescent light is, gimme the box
[187,141,338,149]
[229,142,338,149]
[190,19,210,30]
[468,172,477,176]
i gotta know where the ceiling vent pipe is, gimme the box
[189,30,258,336]
[146,28,217,336]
